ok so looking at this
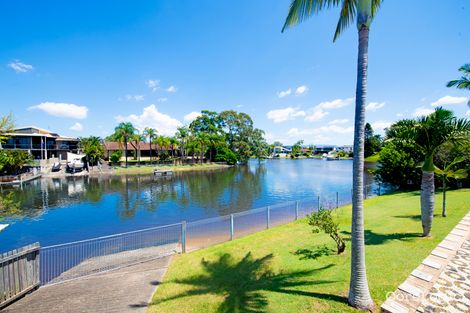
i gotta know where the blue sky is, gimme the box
[0,0,468,145]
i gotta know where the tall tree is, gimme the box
[0,113,15,148]
[143,127,157,164]
[387,107,470,236]
[114,122,135,168]
[282,0,382,309]
[176,126,189,163]
[364,123,382,157]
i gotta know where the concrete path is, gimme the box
[3,256,172,313]
[382,211,470,313]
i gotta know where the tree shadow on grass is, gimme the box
[393,214,438,221]
[150,252,345,312]
[292,245,335,260]
[341,229,421,245]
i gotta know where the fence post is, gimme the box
[266,206,270,229]
[230,214,234,240]
[336,192,339,208]
[295,201,299,220]
[317,195,320,211]
[181,221,187,253]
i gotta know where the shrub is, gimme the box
[110,151,123,163]
[215,147,237,165]
[307,208,345,254]
[0,150,32,175]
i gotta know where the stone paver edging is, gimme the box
[381,212,470,313]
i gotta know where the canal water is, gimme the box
[0,159,379,252]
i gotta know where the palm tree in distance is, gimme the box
[114,122,135,168]
[143,127,157,165]
[447,63,470,106]
[387,107,470,235]
[282,0,382,310]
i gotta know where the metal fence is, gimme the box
[37,183,389,286]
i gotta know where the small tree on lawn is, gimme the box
[307,208,345,254]
[434,156,468,217]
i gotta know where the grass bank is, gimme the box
[148,189,470,313]
[365,153,380,162]
[113,163,232,175]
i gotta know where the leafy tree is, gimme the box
[375,141,423,189]
[215,147,237,165]
[387,107,470,236]
[282,0,382,309]
[0,150,33,174]
[250,128,269,161]
[434,157,468,217]
[307,208,345,254]
[291,140,303,158]
[0,113,15,146]
[176,126,189,162]
[113,122,136,168]
[364,123,382,158]
[79,136,104,167]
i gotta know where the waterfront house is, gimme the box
[335,145,353,154]
[314,145,335,154]
[1,126,79,160]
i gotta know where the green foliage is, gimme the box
[0,150,33,175]
[307,208,345,254]
[291,140,303,158]
[375,141,423,189]
[0,192,21,220]
[0,113,15,144]
[79,136,104,165]
[364,123,383,158]
[447,64,470,105]
[110,150,123,163]
[215,147,237,165]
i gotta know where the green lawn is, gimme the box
[148,189,470,313]
[113,163,231,175]
[365,153,380,162]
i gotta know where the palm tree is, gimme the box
[447,63,470,106]
[434,156,468,217]
[176,126,189,163]
[143,127,157,165]
[387,107,470,235]
[282,0,382,309]
[0,113,15,148]
[114,122,135,168]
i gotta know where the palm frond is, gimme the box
[453,169,468,179]
[459,63,470,75]
[282,0,341,32]
[333,0,356,41]
[371,0,383,18]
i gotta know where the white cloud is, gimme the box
[366,102,385,112]
[316,97,354,110]
[371,121,392,132]
[8,60,33,73]
[184,111,202,123]
[69,122,83,131]
[431,95,468,107]
[157,97,168,102]
[146,79,160,92]
[305,108,329,122]
[115,104,182,136]
[125,94,144,101]
[166,85,177,93]
[295,85,308,96]
[413,106,434,117]
[328,119,349,125]
[266,107,306,123]
[277,88,292,98]
[396,113,403,117]
[28,102,88,119]
[287,125,353,137]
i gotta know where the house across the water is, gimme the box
[1,126,79,160]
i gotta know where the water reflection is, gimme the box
[0,159,377,251]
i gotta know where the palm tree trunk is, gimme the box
[150,138,153,165]
[348,25,374,311]
[421,170,435,236]
[124,138,128,168]
[442,179,447,217]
